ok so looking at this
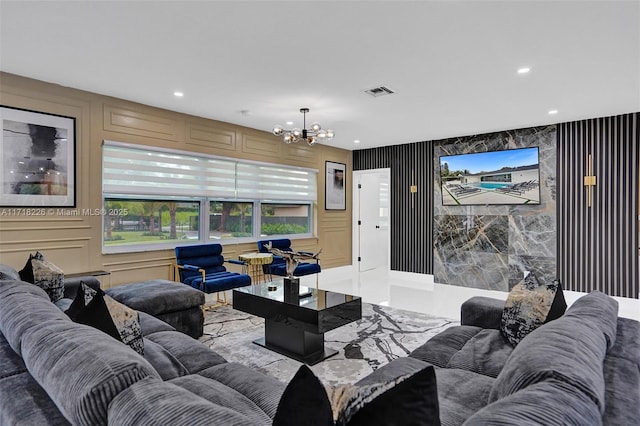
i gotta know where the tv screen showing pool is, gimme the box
[439,147,541,206]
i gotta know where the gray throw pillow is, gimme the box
[500,273,566,346]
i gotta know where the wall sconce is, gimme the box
[410,171,418,208]
[584,154,597,207]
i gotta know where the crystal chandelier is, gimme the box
[272,108,334,146]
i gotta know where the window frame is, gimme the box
[101,141,317,254]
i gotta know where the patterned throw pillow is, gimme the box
[18,251,65,303]
[273,364,440,426]
[65,281,98,320]
[67,283,144,355]
[500,273,567,347]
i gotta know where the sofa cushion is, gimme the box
[0,371,70,426]
[464,379,602,425]
[356,356,433,386]
[142,338,189,381]
[433,367,495,426]
[107,376,263,426]
[490,291,618,414]
[145,331,226,374]
[273,363,440,426]
[170,374,272,425]
[460,296,505,329]
[446,329,513,378]
[20,320,161,426]
[55,297,72,311]
[410,325,485,368]
[138,311,176,335]
[0,280,68,356]
[564,289,618,350]
[69,285,144,355]
[0,264,19,280]
[410,326,512,378]
[0,331,27,379]
[199,362,287,420]
[602,318,640,426]
[500,273,566,346]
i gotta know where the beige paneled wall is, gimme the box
[0,72,352,287]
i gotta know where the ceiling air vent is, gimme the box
[364,86,396,97]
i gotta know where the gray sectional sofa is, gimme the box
[0,269,289,425]
[409,292,640,425]
[2,260,638,425]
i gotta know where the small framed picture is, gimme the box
[0,106,76,207]
[325,161,346,210]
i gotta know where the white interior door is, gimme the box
[353,169,390,272]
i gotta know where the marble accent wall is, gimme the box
[433,125,557,291]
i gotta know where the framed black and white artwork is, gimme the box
[0,106,76,207]
[325,161,346,210]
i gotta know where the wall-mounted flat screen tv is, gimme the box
[440,147,541,206]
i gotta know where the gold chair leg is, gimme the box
[202,291,229,311]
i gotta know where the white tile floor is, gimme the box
[301,265,640,322]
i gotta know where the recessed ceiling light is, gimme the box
[286,121,294,126]
[517,67,531,74]
[174,91,184,97]
[548,109,558,115]
[354,140,361,144]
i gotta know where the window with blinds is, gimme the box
[102,141,317,252]
[102,141,316,201]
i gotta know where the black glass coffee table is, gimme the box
[233,280,362,365]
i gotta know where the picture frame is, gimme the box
[0,105,76,207]
[325,161,346,210]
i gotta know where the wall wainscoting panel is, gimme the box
[557,112,639,298]
[353,142,434,274]
[103,104,183,141]
[187,121,237,152]
[433,125,557,291]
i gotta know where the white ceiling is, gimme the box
[1,1,639,151]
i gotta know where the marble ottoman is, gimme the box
[105,279,205,338]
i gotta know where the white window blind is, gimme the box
[102,141,317,201]
[236,163,317,201]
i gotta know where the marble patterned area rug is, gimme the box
[198,303,458,385]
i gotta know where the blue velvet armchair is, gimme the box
[174,243,251,305]
[256,238,321,278]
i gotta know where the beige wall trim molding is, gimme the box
[0,244,86,254]
[103,256,176,268]
[108,262,174,273]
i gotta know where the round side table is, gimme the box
[239,252,273,284]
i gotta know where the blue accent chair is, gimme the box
[174,244,251,305]
[257,238,321,278]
